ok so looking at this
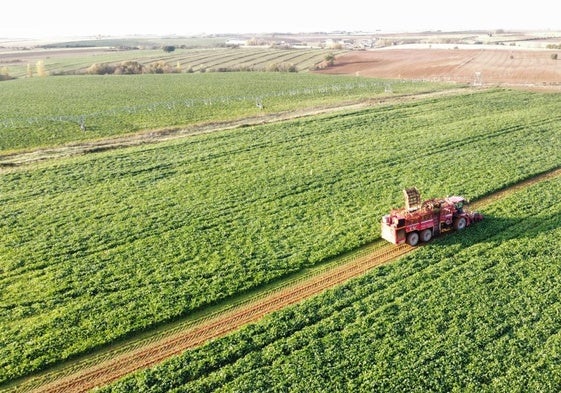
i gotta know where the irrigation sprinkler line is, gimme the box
[1,81,387,130]
[0,88,471,169]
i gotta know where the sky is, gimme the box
[1,0,559,39]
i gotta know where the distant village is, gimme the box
[223,29,561,51]
[224,36,378,50]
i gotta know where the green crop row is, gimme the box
[102,175,561,392]
[2,88,561,385]
[3,48,346,79]
[0,73,449,153]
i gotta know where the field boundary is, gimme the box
[4,165,561,393]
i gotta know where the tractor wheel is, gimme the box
[454,216,467,231]
[420,229,432,242]
[406,232,419,246]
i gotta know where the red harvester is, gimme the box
[381,187,483,246]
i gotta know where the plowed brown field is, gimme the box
[317,47,561,87]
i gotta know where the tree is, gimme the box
[114,61,144,75]
[325,53,335,67]
[162,45,176,53]
[36,60,47,77]
[87,63,116,75]
[0,66,12,81]
[147,61,172,74]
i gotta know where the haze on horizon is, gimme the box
[2,0,559,39]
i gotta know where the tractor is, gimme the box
[381,187,483,246]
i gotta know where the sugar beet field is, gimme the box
[0,73,448,153]
[2,72,561,392]
[103,176,561,392]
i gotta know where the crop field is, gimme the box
[102,175,561,392]
[0,72,449,153]
[2,87,561,387]
[1,47,346,79]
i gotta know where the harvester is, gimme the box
[381,187,483,246]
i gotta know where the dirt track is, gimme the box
[0,103,366,168]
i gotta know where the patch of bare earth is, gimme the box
[317,48,561,87]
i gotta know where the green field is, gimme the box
[102,176,561,392]
[0,73,449,153]
[2,87,561,385]
[2,47,346,79]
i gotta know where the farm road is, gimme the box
[0,87,470,169]
[7,165,561,393]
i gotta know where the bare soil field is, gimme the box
[318,47,561,87]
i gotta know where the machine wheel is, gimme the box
[454,216,467,230]
[420,229,432,242]
[406,232,420,246]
